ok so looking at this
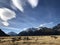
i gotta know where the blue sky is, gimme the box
[0,0,60,33]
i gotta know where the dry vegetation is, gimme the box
[0,36,60,45]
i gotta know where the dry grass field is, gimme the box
[0,36,60,45]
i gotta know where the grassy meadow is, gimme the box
[0,36,60,45]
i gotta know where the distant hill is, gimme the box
[0,29,9,36]
[18,24,60,36]
[8,32,17,36]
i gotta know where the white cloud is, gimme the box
[0,8,16,26]
[11,0,24,12]
[11,0,39,12]
[39,22,54,27]
[27,0,39,8]
[2,22,9,26]
[0,26,20,31]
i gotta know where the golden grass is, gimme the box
[0,36,60,45]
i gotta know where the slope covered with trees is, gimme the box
[0,29,9,36]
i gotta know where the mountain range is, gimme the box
[0,24,60,36]
[18,24,60,36]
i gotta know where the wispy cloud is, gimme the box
[1,26,20,30]
[28,0,39,8]
[11,0,24,12]
[39,22,54,28]
[11,0,39,12]
[0,8,16,26]
[2,22,9,26]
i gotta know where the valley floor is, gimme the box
[0,36,60,45]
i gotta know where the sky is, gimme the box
[0,0,60,33]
